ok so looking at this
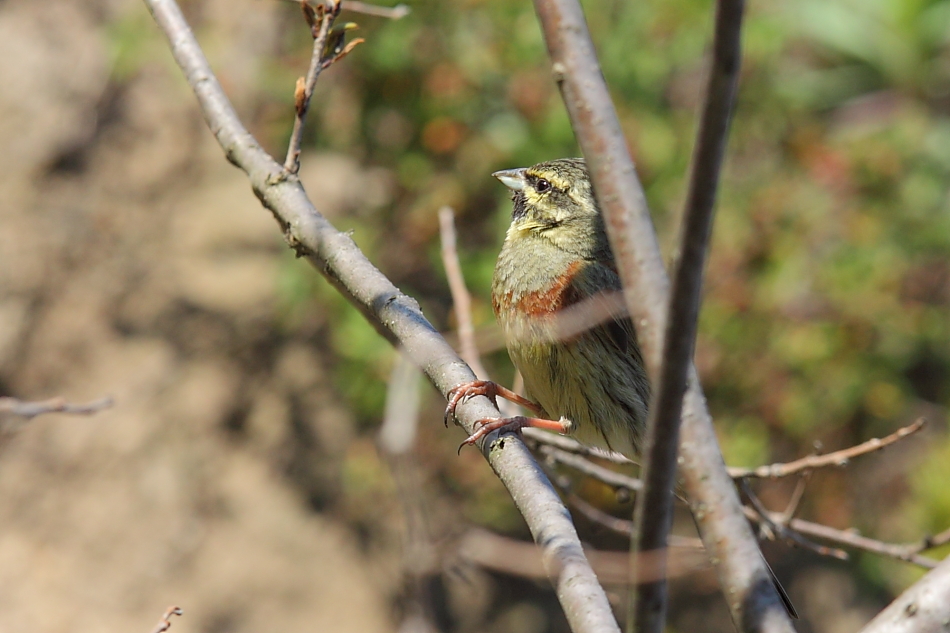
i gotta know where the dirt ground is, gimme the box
[0,0,403,630]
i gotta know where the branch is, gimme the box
[537,443,642,492]
[858,556,950,633]
[438,207,488,380]
[342,1,410,20]
[728,418,927,479]
[458,528,709,586]
[0,396,114,420]
[149,606,183,633]
[142,2,618,631]
[535,437,946,571]
[284,0,339,173]
[741,480,849,561]
[630,0,745,630]
[531,0,794,631]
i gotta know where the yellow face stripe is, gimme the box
[526,169,571,192]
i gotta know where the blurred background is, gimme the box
[0,0,949,631]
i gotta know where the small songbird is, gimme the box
[446,157,650,458]
[445,157,798,620]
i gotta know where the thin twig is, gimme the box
[537,444,642,491]
[523,427,636,466]
[777,474,809,525]
[741,480,849,561]
[568,494,704,549]
[743,506,941,569]
[533,0,794,628]
[458,528,709,586]
[143,2,618,632]
[629,0,745,630]
[439,207,488,380]
[0,396,114,420]
[342,1,410,19]
[149,606,183,633]
[728,418,927,479]
[284,0,340,173]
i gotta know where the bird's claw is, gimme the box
[456,416,528,454]
[443,380,501,427]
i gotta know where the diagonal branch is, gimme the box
[857,555,950,633]
[728,418,926,479]
[629,0,745,631]
[0,396,114,420]
[142,1,618,631]
[532,0,794,630]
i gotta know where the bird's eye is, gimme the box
[535,178,551,193]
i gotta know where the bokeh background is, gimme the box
[1,0,949,631]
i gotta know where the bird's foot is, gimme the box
[443,380,544,427]
[458,416,573,453]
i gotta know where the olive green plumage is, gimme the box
[491,158,650,457]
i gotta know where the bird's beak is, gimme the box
[492,168,527,192]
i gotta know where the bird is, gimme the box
[444,157,650,458]
[444,157,798,620]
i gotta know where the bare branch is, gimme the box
[532,0,793,630]
[858,555,950,633]
[439,207,488,380]
[149,606,183,633]
[568,494,704,549]
[458,528,709,586]
[0,396,114,420]
[728,418,927,479]
[630,0,745,629]
[537,444,642,492]
[741,480,849,561]
[523,427,636,466]
[142,2,618,631]
[342,1,410,20]
[284,0,340,173]
[771,515,940,569]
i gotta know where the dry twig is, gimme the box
[342,1,410,19]
[458,528,709,586]
[143,2,617,631]
[0,396,114,420]
[149,606,183,633]
[284,0,365,173]
[728,418,927,479]
[438,207,488,380]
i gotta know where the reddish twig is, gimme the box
[149,606,183,633]
[728,418,927,479]
[0,396,114,420]
[438,207,488,380]
[284,0,353,174]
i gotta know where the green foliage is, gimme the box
[270,0,950,595]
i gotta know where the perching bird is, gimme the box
[446,157,650,458]
[444,157,798,620]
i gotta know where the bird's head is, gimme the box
[493,158,606,258]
